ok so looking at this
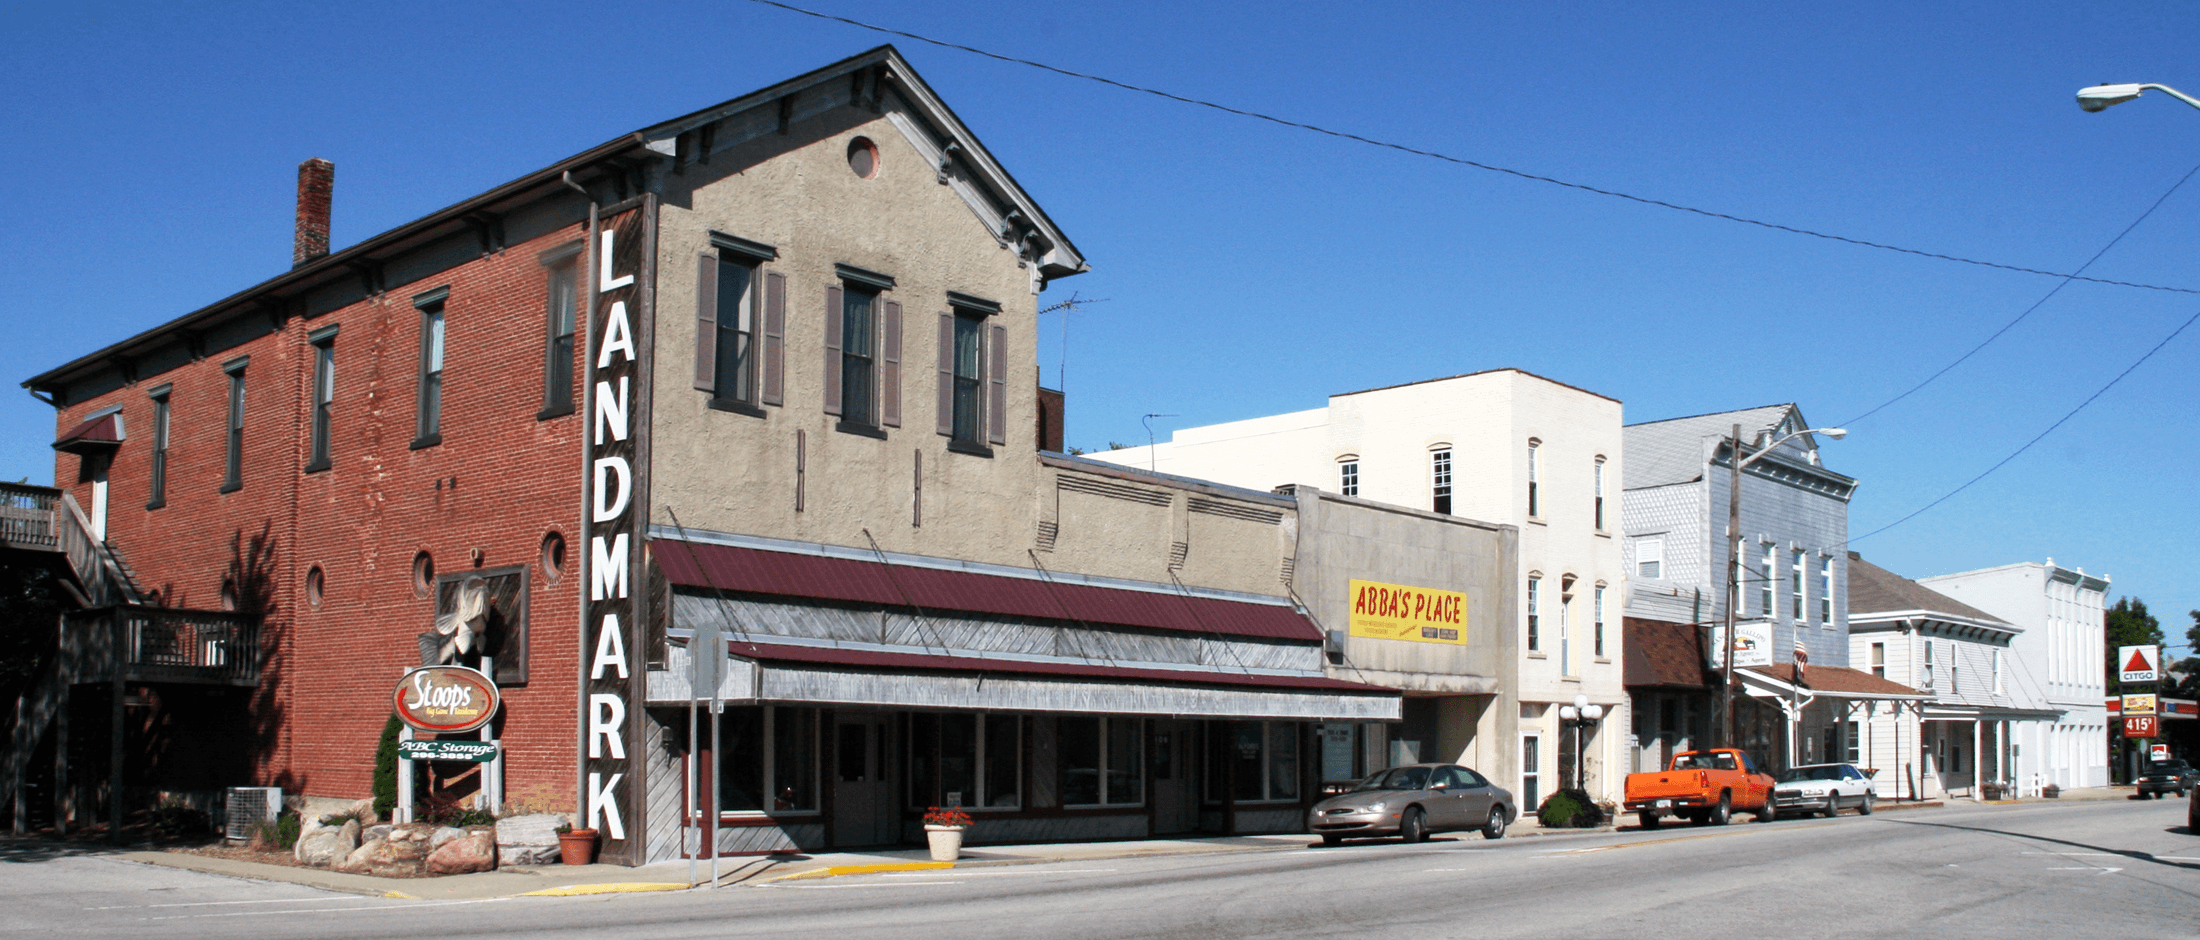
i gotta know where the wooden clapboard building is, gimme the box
[9,47,1401,863]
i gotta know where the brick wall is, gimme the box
[51,221,590,811]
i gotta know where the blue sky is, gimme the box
[3,2,2196,640]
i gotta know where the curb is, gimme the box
[1874,800,1943,812]
[522,882,690,896]
[762,861,954,882]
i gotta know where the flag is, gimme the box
[1793,640,1810,688]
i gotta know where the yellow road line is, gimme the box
[521,883,690,896]
[764,862,955,882]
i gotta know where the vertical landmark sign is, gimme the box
[581,199,653,865]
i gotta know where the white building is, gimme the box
[1848,553,2059,800]
[1092,368,1627,810]
[1919,561,2110,790]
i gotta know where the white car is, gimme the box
[1771,763,1876,817]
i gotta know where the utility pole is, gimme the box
[1720,423,1741,749]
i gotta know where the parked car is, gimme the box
[1772,763,1877,817]
[2136,759,2198,799]
[2188,783,2199,832]
[1306,763,1514,845]
[1624,748,1777,828]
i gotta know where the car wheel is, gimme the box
[1859,793,1874,815]
[1709,794,1732,826]
[1482,807,1509,840]
[1824,796,1840,819]
[1758,800,1777,823]
[1639,812,1662,830]
[1400,807,1429,843]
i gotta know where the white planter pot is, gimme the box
[923,825,965,862]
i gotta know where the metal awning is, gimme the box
[648,641,1400,722]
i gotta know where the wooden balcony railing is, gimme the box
[62,605,260,686]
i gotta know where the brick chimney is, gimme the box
[293,158,334,268]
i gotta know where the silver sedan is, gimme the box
[1306,763,1515,845]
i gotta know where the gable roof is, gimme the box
[28,46,1083,396]
[1847,552,2014,632]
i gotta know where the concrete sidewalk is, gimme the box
[102,822,1627,899]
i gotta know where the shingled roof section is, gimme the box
[1622,404,1794,489]
[1625,617,1713,689]
[1745,664,1925,698]
[1846,552,2010,626]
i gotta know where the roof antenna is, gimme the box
[1038,293,1108,395]
[1141,413,1177,473]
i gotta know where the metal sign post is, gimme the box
[706,629,725,890]
[672,623,726,889]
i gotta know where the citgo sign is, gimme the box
[393,665,500,733]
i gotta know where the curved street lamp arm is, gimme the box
[2141,84,2200,112]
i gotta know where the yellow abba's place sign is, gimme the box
[2124,693,2158,717]
[1347,579,1468,645]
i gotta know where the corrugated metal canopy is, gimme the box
[722,640,1385,693]
[653,538,1322,642]
[52,413,121,454]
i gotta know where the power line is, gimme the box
[1848,301,2200,547]
[743,0,2200,297]
[1842,160,2200,427]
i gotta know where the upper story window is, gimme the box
[1592,456,1606,530]
[1431,448,1453,515]
[220,357,247,493]
[1790,548,1806,621]
[826,264,900,435]
[413,288,448,449]
[1338,458,1359,497]
[1818,555,1834,624]
[940,292,1003,452]
[306,325,337,473]
[540,247,580,418]
[1634,536,1664,580]
[1526,440,1540,517]
[694,234,784,414]
[1526,574,1542,651]
[1922,640,1936,689]
[1594,584,1607,658]
[146,385,171,510]
[1993,648,2004,694]
[1870,642,1885,679]
[1760,542,1775,617]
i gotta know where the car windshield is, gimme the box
[1352,766,1432,792]
[1776,766,1840,783]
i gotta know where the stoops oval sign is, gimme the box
[393,665,500,733]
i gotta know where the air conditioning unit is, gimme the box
[224,786,282,842]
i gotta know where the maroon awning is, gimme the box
[52,413,122,454]
[654,538,1323,642]
[1624,617,1712,690]
[723,639,1392,694]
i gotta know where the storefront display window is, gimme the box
[1061,716,1142,806]
[908,712,1023,810]
[1215,721,1301,803]
[716,706,819,815]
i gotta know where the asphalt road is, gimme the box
[7,799,2197,939]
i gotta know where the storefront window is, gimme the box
[1219,722,1301,802]
[1061,716,1142,806]
[909,713,1023,810]
[716,706,818,815]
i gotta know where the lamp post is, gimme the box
[1558,693,1605,792]
[2076,83,2200,113]
[1718,424,1846,751]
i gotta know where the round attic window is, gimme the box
[541,531,567,582]
[847,136,880,179]
[412,551,435,598]
[306,566,325,608]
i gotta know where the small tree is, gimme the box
[373,713,401,819]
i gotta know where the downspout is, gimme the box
[564,169,599,829]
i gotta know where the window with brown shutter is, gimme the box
[830,264,895,436]
[761,272,786,406]
[701,234,777,414]
[987,322,1007,446]
[942,293,1002,455]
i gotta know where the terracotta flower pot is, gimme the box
[558,828,599,866]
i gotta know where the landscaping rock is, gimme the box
[366,824,435,877]
[347,798,380,827]
[426,828,497,875]
[295,818,359,867]
[495,813,564,867]
[336,838,382,874]
[429,826,465,849]
[363,824,393,844]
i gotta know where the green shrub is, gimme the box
[1535,789,1605,829]
[372,713,401,819]
[250,810,301,849]
[415,791,496,828]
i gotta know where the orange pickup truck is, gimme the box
[1623,748,1777,828]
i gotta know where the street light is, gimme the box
[1718,424,1847,753]
[1557,693,1605,792]
[2076,82,2200,113]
